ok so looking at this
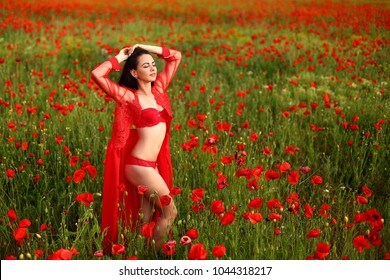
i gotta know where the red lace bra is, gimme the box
[133,107,169,128]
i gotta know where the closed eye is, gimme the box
[142,62,156,68]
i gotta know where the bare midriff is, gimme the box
[130,123,167,162]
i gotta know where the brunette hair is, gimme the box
[118,47,154,90]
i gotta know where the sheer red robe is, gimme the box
[91,47,181,252]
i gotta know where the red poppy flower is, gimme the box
[299,166,311,174]
[212,245,226,258]
[22,142,29,151]
[40,224,48,231]
[306,229,321,238]
[364,208,383,230]
[180,236,192,245]
[304,203,314,218]
[368,229,382,247]
[55,135,63,144]
[69,156,79,166]
[278,162,291,173]
[192,203,206,213]
[286,193,300,214]
[264,169,281,180]
[141,222,155,238]
[160,195,172,207]
[83,165,97,179]
[216,173,229,190]
[247,179,259,191]
[74,192,94,207]
[354,213,366,223]
[162,240,176,256]
[314,242,330,259]
[249,132,258,142]
[35,249,45,258]
[47,248,74,260]
[319,203,330,218]
[248,213,263,224]
[73,169,85,183]
[19,219,31,228]
[361,185,372,198]
[221,211,235,226]
[137,185,149,195]
[7,209,17,221]
[267,212,283,221]
[221,155,234,165]
[353,235,371,253]
[248,197,263,209]
[13,228,27,241]
[190,188,204,202]
[262,146,272,155]
[112,244,126,255]
[310,175,323,185]
[94,250,104,257]
[274,228,282,235]
[7,121,16,130]
[6,169,16,178]
[188,243,208,260]
[186,228,199,239]
[356,195,368,204]
[236,168,251,178]
[287,171,300,185]
[285,145,300,154]
[251,165,263,180]
[210,200,225,215]
[170,186,182,197]
[208,162,217,170]
[266,198,283,211]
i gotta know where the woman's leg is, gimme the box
[124,164,177,249]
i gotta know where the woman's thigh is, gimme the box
[124,164,172,205]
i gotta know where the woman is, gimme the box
[91,44,181,253]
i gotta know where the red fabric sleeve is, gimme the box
[155,48,182,91]
[91,59,128,103]
[108,57,122,70]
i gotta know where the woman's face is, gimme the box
[132,54,157,83]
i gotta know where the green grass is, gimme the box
[0,0,389,260]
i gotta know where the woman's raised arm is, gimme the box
[91,48,134,103]
[156,47,182,91]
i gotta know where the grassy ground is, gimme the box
[0,0,389,260]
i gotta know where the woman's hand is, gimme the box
[129,44,163,56]
[114,44,163,63]
[115,47,132,63]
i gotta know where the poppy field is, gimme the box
[0,0,389,260]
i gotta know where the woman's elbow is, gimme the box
[175,50,182,61]
[91,68,99,80]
